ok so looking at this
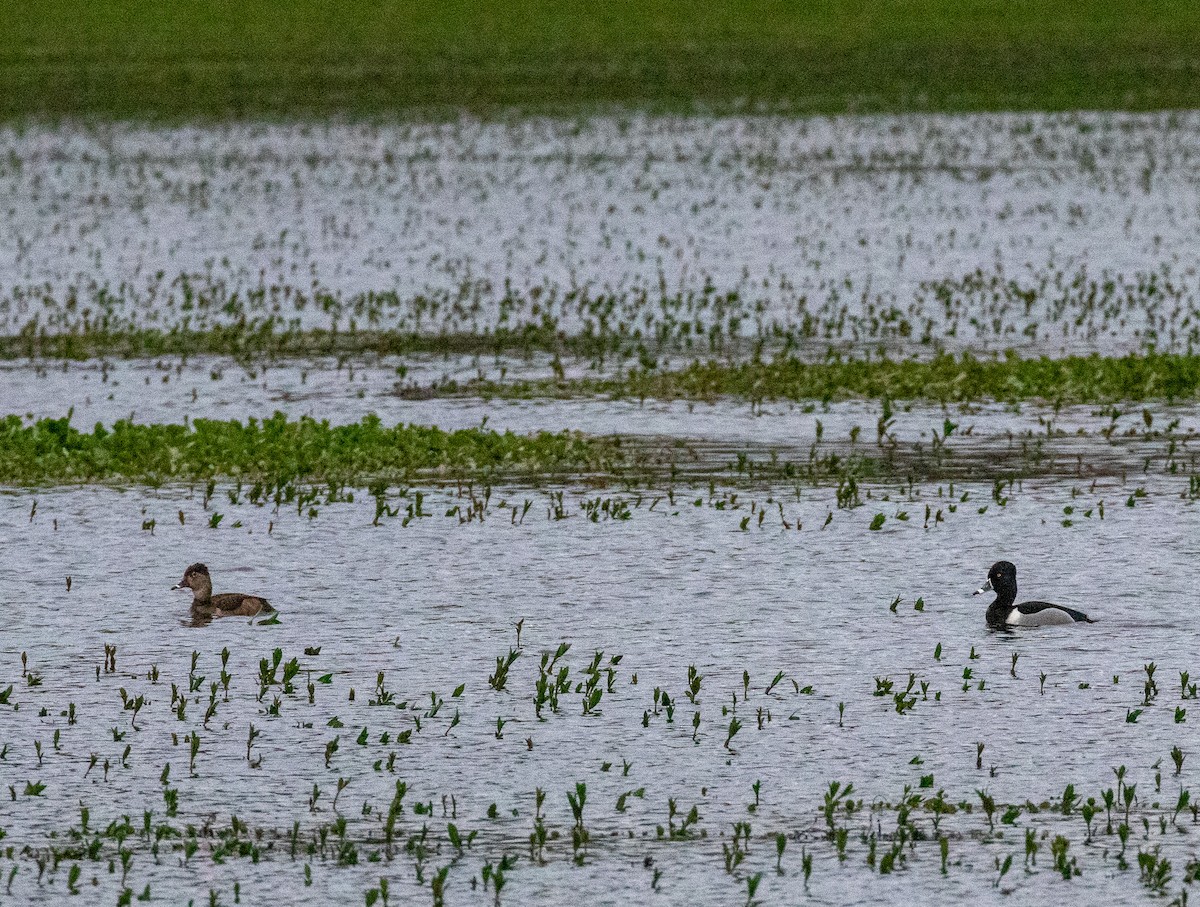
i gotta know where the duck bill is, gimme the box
[973,579,992,596]
[171,581,187,591]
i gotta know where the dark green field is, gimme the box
[3,1,1197,119]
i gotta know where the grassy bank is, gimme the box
[3,1,1197,120]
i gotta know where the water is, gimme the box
[0,475,1196,904]
[2,109,1200,904]
[1,111,1199,354]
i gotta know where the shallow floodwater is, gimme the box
[1,473,1199,905]
[3,109,1200,905]
[1,112,1199,354]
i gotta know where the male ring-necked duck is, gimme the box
[172,563,275,621]
[974,561,1093,629]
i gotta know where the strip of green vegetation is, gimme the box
[0,414,615,485]
[0,409,1179,491]
[0,325,569,361]
[484,352,1200,404]
[0,413,929,489]
[8,326,1200,403]
[3,1,1197,120]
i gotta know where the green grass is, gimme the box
[2,1,1197,120]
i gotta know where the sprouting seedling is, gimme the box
[838,702,845,727]
[976,742,985,769]
[765,671,784,696]
[246,724,262,767]
[1172,746,1186,775]
[567,782,589,863]
[515,619,524,649]
[742,871,763,906]
[333,777,351,811]
[615,787,645,813]
[1010,652,1019,677]
[1040,672,1047,695]
[724,717,743,752]
[993,853,1013,888]
[822,781,853,836]
[1144,662,1160,704]
[528,787,548,863]
[1173,789,1191,827]
[977,790,996,832]
[118,689,145,729]
[489,649,520,692]
[685,665,702,704]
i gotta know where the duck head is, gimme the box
[975,560,1017,598]
[173,563,212,602]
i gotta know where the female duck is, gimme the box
[173,563,275,619]
[974,561,1093,628]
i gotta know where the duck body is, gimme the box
[976,561,1093,629]
[174,563,275,620]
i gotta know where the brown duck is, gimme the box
[173,563,275,620]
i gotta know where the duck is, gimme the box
[974,561,1092,628]
[172,563,275,620]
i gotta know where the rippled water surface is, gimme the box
[3,110,1200,905]
[1,467,1199,904]
[1,111,1199,353]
